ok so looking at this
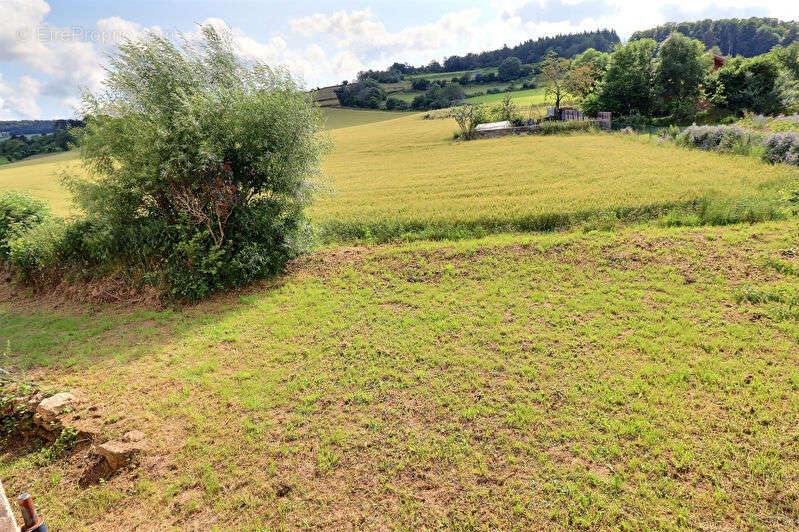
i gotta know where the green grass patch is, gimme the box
[0,222,797,528]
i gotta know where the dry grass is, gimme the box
[315,114,795,239]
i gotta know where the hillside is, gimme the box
[631,17,799,56]
[315,29,619,111]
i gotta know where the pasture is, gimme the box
[1,222,797,529]
[316,114,795,240]
[465,86,548,106]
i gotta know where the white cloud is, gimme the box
[290,8,482,54]
[0,74,42,119]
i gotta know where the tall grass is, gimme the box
[315,114,796,241]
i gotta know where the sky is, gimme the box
[1,0,797,120]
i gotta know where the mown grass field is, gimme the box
[1,222,797,529]
[465,86,548,106]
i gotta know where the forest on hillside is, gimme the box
[631,17,798,57]
[397,30,620,74]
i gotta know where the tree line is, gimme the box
[631,17,798,58]
[0,126,82,163]
[542,35,799,124]
[389,30,620,75]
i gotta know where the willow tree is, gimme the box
[67,26,329,300]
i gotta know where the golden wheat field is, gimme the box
[314,114,796,235]
[0,112,795,234]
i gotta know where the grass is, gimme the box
[465,86,548,106]
[1,221,797,528]
[321,108,412,130]
[0,114,795,236]
[315,114,797,241]
[0,150,79,215]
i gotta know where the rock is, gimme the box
[69,418,103,440]
[96,439,147,472]
[35,392,75,423]
[122,430,145,443]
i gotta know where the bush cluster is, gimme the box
[674,125,754,154]
[670,125,799,166]
[763,132,799,165]
[536,120,595,135]
[0,192,51,259]
[2,27,327,301]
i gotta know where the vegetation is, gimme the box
[451,104,487,140]
[313,115,795,241]
[3,27,327,301]
[0,120,82,136]
[653,33,708,120]
[1,221,798,528]
[583,39,658,118]
[631,17,799,57]
[430,29,620,72]
[0,128,78,164]
[706,54,784,115]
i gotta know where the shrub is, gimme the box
[385,97,409,111]
[450,105,487,140]
[0,191,50,259]
[7,219,66,281]
[762,132,799,165]
[48,26,328,301]
[674,125,754,155]
[410,78,431,91]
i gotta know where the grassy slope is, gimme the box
[0,109,414,216]
[0,222,797,529]
[322,108,412,130]
[0,150,79,215]
[316,114,796,240]
[465,86,548,106]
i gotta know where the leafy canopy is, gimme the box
[63,25,329,299]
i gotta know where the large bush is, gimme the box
[30,26,329,300]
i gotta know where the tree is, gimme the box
[539,53,571,113]
[706,54,783,114]
[572,48,610,72]
[595,39,657,117]
[451,105,487,140]
[498,57,523,81]
[411,78,431,91]
[653,32,708,118]
[564,63,598,100]
[67,26,328,300]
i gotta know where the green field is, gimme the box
[1,109,798,529]
[322,108,412,130]
[0,113,795,232]
[315,114,796,240]
[1,222,797,528]
[465,86,549,106]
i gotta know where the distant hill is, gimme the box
[405,29,621,74]
[0,120,83,136]
[630,17,798,57]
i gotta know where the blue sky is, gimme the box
[1,0,796,119]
